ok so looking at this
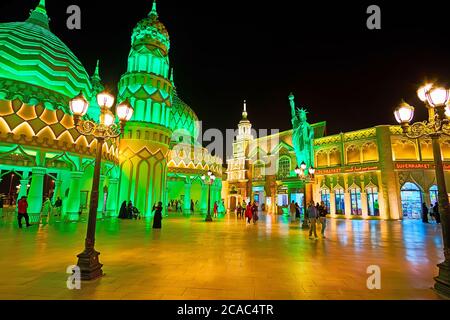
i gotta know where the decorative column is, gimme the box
[361,191,369,218]
[65,171,83,221]
[27,167,46,223]
[17,172,30,203]
[97,175,106,219]
[376,126,401,220]
[183,180,192,214]
[344,191,352,218]
[200,183,208,214]
[106,178,119,218]
[52,177,62,203]
[329,190,336,217]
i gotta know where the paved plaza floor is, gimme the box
[0,210,445,300]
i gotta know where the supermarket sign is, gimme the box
[395,163,450,170]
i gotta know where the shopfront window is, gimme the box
[350,187,362,215]
[278,157,291,179]
[401,182,422,219]
[366,186,379,216]
[277,194,288,206]
[320,189,330,212]
[335,188,345,214]
[430,185,438,206]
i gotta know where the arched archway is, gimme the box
[401,182,422,219]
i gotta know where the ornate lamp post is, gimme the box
[394,84,450,297]
[201,170,216,222]
[69,90,133,280]
[295,161,315,229]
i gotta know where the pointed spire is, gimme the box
[90,60,104,95]
[93,60,101,79]
[149,0,158,18]
[26,0,49,29]
[242,100,248,120]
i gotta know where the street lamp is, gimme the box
[69,90,133,281]
[295,162,315,229]
[201,170,216,222]
[394,84,450,297]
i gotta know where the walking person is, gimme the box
[213,201,218,218]
[118,201,127,219]
[252,202,259,224]
[17,196,31,228]
[295,203,301,220]
[289,200,296,222]
[54,196,62,217]
[190,199,195,214]
[319,201,328,238]
[40,197,53,224]
[433,202,441,224]
[236,203,242,219]
[127,201,133,219]
[245,202,253,225]
[0,195,3,218]
[152,201,163,229]
[422,202,429,223]
[307,201,318,239]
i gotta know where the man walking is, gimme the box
[289,200,296,222]
[307,201,318,239]
[17,196,31,228]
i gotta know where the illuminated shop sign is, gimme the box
[395,163,450,170]
[315,165,379,175]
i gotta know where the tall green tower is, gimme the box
[117,1,173,215]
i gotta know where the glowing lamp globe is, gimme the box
[394,102,414,124]
[116,99,134,122]
[101,110,115,127]
[70,92,89,116]
[211,174,216,181]
[309,167,316,175]
[295,166,301,175]
[208,170,212,176]
[426,87,450,108]
[97,91,115,109]
[201,175,206,181]
[445,106,450,119]
[300,162,307,170]
[417,84,433,102]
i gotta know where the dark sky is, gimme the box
[1,0,450,136]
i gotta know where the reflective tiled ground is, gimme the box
[0,210,444,300]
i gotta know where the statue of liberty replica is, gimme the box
[288,93,314,169]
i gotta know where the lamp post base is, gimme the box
[205,215,213,222]
[434,260,450,298]
[77,248,103,281]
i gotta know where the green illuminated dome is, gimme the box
[0,0,92,108]
[171,91,200,140]
[131,1,170,55]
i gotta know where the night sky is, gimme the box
[1,0,450,137]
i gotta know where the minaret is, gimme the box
[26,0,49,29]
[87,60,103,122]
[117,0,173,216]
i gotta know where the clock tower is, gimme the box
[226,101,254,207]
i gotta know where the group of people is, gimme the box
[306,201,328,239]
[421,202,441,224]
[118,201,141,220]
[235,201,259,225]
